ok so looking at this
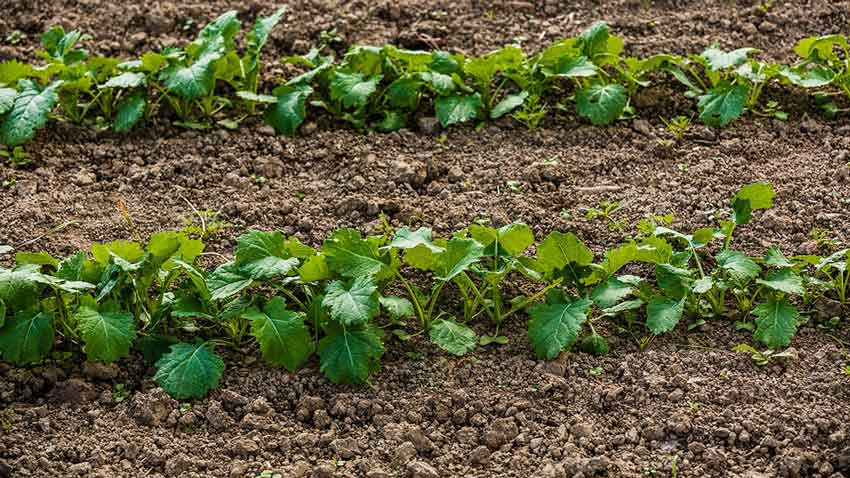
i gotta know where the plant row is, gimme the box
[2,10,850,157]
[0,183,848,399]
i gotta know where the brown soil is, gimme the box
[2,2,850,478]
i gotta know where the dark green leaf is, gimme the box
[154,343,225,399]
[429,319,477,356]
[576,83,627,125]
[245,297,313,372]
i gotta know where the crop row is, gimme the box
[1,10,850,158]
[1,183,848,399]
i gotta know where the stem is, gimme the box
[501,277,564,322]
[425,281,447,330]
[393,270,426,329]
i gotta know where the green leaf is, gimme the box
[0,299,5,329]
[463,46,523,85]
[235,230,299,279]
[0,311,54,364]
[537,231,593,271]
[580,333,609,356]
[716,250,761,283]
[731,182,775,226]
[646,296,685,335]
[435,94,483,128]
[576,83,627,125]
[753,297,798,349]
[318,324,384,384]
[779,66,835,88]
[265,84,312,136]
[376,110,406,132]
[245,297,313,372]
[330,71,382,109]
[160,50,221,101]
[206,262,253,301]
[591,277,632,309]
[491,91,528,119]
[75,297,136,363]
[430,50,461,74]
[322,228,388,278]
[0,60,32,86]
[757,269,804,295]
[114,94,146,133]
[15,251,57,267]
[379,296,414,321]
[764,247,794,269]
[429,319,477,356]
[189,11,240,58]
[386,76,422,110]
[700,47,757,70]
[578,21,623,63]
[102,72,146,89]
[244,7,286,77]
[91,240,145,265]
[419,71,455,95]
[527,292,592,360]
[322,276,379,326]
[0,88,17,116]
[0,266,42,310]
[1,80,61,147]
[549,56,598,78]
[698,82,748,127]
[154,343,225,399]
[435,238,484,281]
[298,255,331,283]
[469,223,534,256]
[389,227,443,252]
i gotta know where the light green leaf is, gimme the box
[779,66,835,88]
[323,276,379,326]
[753,297,798,349]
[330,71,382,109]
[700,47,757,71]
[591,277,632,309]
[113,94,146,133]
[389,227,443,252]
[102,72,146,89]
[264,84,312,136]
[0,310,54,364]
[322,228,388,278]
[698,82,748,127]
[757,269,804,295]
[716,250,761,283]
[429,319,477,356]
[160,50,221,101]
[14,251,57,267]
[244,7,286,77]
[764,247,794,268]
[731,182,774,226]
[435,94,483,128]
[646,296,685,335]
[318,324,384,384]
[206,262,253,301]
[386,76,422,110]
[576,83,627,126]
[469,223,534,256]
[491,91,528,119]
[549,56,598,78]
[75,297,136,363]
[154,343,225,399]
[91,240,145,266]
[435,238,484,281]
[245,297,313,372]
[235,230,299,279]
[0,88,17,116]
[527,292,592,360]
[298,255,331,283]
[537,231,593,271]
[379,296,414,321]
[1,80,62,146]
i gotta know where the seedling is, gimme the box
[586,200,627,232]
[660,115,691,140]
[809,227,839,252]
[733,344,798,366]
[112,383,130,403]
[180,209,231,240]
[0,146,32,168]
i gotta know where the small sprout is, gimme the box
[4,30,24,45]
[588,366,604,376]
[660,115,691,141]
[809,227,839,252]
[257,471,283,478]
[1,178,16,189]
[294,191,306,201]
[688,401,701,413]
[179,403,193,413]
[733,344,798,366]
[180,209,231,240]
[436,134,448,147]
[676,163,689,172]
[251,174,268,185]
[586,200,627,232]
[512,94,548,130]
[0,146,32,168]
[112,383,130,403]
[506,180,523,194]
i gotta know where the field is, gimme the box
[1,1,850,477]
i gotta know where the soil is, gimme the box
[2,1,850,478]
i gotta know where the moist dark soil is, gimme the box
[2,2,850,478]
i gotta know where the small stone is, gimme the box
[51,379,97,405]
[393,441,418,466]
[312,462,336,478]
[447,166,463,183]
[233,438,260,456]
[205,401,234,431]
[330,437,359,460]
[470,445,491,465]
[406,461,439,478]
[416,116,441,135]
[73,170,97,186]
[82,362,119,380]
[69,462,93,475]
[127,388,177,426]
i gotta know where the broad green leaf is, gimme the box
[0,311,54,364]
[527,292,592,359]
[245,297,313,372]
[113,94,146,133]
[430,50,461,74]
[154,343,225,399]
[578,21,623,64]
[160,50,221,101]
[0,266,42,310]
[794,35,848,61]
[244,7,286,76]
[236,91,277,103]
[419,71,455,95]
[549,56,598,78]
[0,88,16,116]
[731,182,774,226]
[0,299,4,329]
[700,47,757,71]
[693,276,714,294]
[463,46,523,85]
[576,83,627,125]
[717,250,761,283]
[376,110,406,132]
[330,72,382,109]
[1,80,62,147]
[189,10,240,58]
[0,60,32,86]
[435,94,483,128]
[102,72,146,89]
[386,76,422,110]
[491,91,528,119]
[435,238,484,281]
[757,269,804,295]
[235,230,299,279]
[15,251,57,267]
[265,84,312,136]
[389,227,443,252]
[655,264,692,299]
[580,333,609,356]
[75,297,136,363]
[591,277,632,309]
[322,228,388,278]
[379,296,414,321]
[601,237,672,275]
[469,223,534,256]
[206,262,253,301]
[600,298,644,317]
[91,240,145,266]
[779,66,835,88]
[753,297,798,348]
[344,46,384,76]
[318,324,384,384]
[429,319,477,356]
[298,255,331,283]
[537,231,593,271]
[322,276,379,326]
[646,296,685,335]
[698,82,748,127]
